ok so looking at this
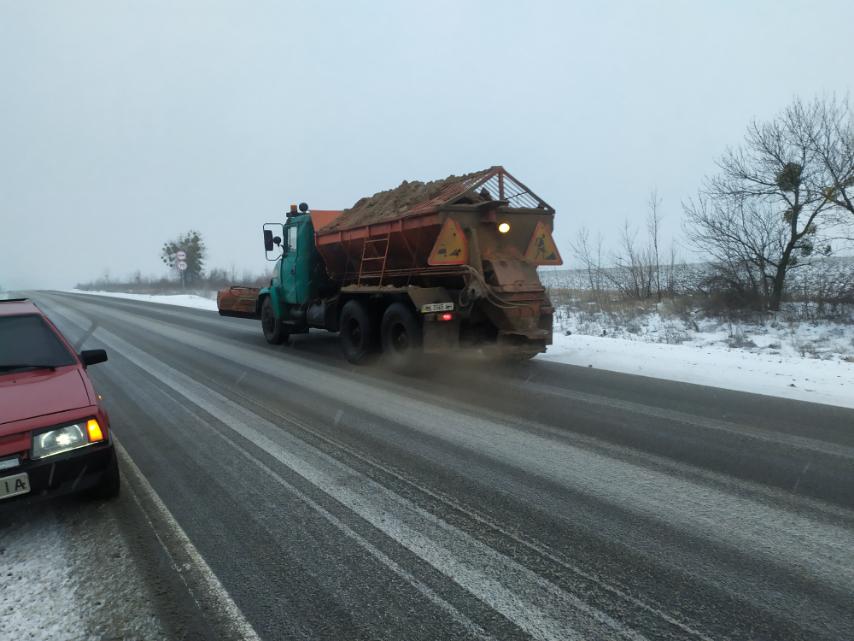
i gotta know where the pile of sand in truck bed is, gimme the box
[321,167,495,232]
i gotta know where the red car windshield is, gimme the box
[0,314,77,371]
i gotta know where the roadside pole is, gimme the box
[176,250,188,290]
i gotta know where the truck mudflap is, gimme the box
[217,286,261,319]
[422,317,461,353]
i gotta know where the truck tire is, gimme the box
[381,303,423,372]
[339,300,376,364]
[261,297,289,345]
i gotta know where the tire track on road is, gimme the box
[40,292,854,641]
[53,295,854,593]
[43,297,649,641]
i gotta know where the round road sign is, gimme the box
[177,261,188,271]
[176,250,187,260]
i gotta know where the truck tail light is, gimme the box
[439,312,454,322]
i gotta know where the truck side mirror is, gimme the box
[262,222,285,261]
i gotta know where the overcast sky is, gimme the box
[1,0,851,289]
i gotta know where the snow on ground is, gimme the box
[542,330,854,409]
[0,507,86,640]
[0,498,167,641]
[68,288,219,311]
[540,259,854,407]
[554,303,854,362]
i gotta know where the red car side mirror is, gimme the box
[80,349,108,368]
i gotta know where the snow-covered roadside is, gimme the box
[0,499,168,641]
[67,288,219,311]
[553,303,854,363]
[541,332,854,409]
[0,507,87,640]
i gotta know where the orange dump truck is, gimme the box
[217,166,562,368]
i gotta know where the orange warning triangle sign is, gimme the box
[524,221,563,265]
[428,218,469,266]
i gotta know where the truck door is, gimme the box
[281,218,311,305]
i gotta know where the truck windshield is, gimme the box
[288,225,298,253]
[0,314,76,370]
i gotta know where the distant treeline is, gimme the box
[75,268,269,295]
[541,256,854,317]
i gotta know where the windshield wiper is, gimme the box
[0,364,58,372]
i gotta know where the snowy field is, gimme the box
[68,288,219,311]
[64,289,854,409]
[546,300,854,408]
[543,332,854,409]
[552,302,854,361]
[539,256,854,297]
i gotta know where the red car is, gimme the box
[0,298,119,507]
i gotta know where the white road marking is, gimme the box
[513,377,854,461]
[243,399,718,641]
[72,297,854,593]
[116,441,262,641]
[46,297,646,641]
[196,423,495,641]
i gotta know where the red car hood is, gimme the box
[0,367,92,428]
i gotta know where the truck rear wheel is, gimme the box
[261,297,289,345]
[381,303,422,372]
[339,300,376,364]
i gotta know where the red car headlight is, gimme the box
[32,419,104,459]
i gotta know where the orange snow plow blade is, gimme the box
[217,286,260,318]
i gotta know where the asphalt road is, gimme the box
[27,291,854,641]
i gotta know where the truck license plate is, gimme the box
[421,302,454,313]
[0,472,30,500]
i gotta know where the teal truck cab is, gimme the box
[255,205,340,345]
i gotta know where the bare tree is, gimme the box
[685,98,836,311]
[790,96,854,219]
[663,241,681,298]
[569,226,605,295]
[685,195,788,307]
[647,189,663,300]
[609,220,655,299]
[605,191,668,301]
[788,96,854,243]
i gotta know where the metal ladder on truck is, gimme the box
[357,235,390,286]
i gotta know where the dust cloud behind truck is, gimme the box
[217,166,562,369]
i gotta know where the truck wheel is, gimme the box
[339,300,376,364]
[261,297,289,345]
[381,303,423,372]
